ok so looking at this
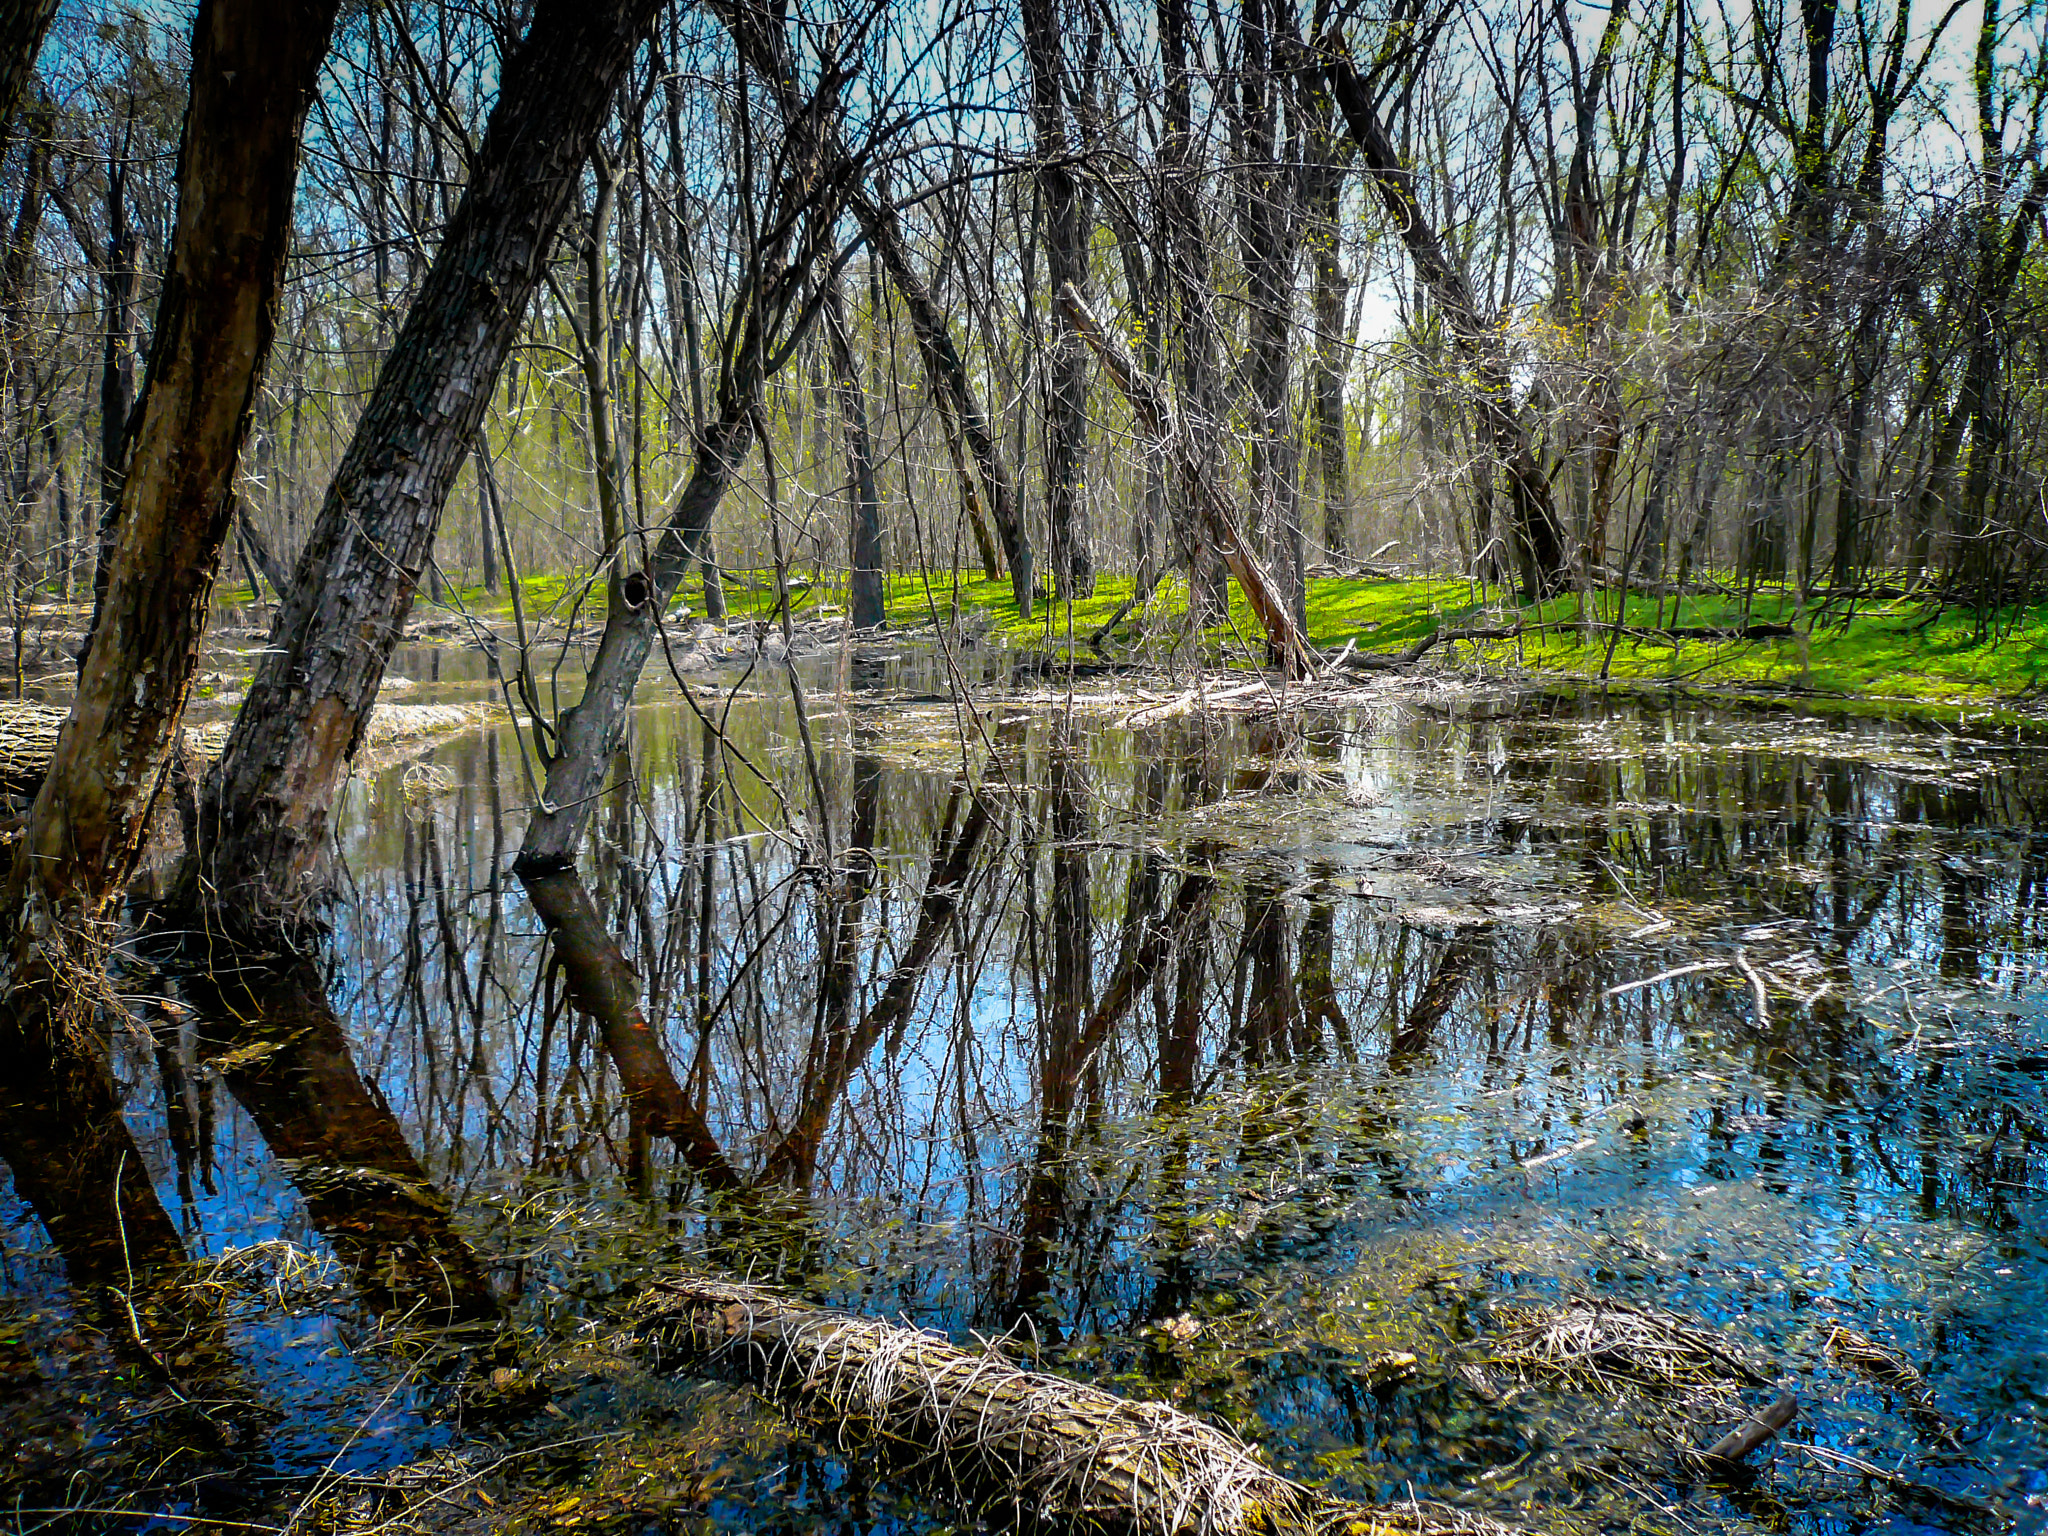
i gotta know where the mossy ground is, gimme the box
[871,570,2048,710]
[241,566,2046,712]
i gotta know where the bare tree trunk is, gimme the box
[1061,285,1318,675]
[87,154,136,632]
[1022,0,1092,600]
[852,190,1026,607]
[824,276,884,628]
[1,0,339,1036]
[1158,0,1230,623]
[1233,0,1306,637]
[1304,127,1353,561]
[1309,36,1570,598]
[574,151,628,605]
[190,0,667,932]
[475,448,499,593]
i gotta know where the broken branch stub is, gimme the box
[633,1276,1505,1536]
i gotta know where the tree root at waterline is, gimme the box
[631,1276,1507,1536]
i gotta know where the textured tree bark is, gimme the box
[1,0,339,1033]
[1022,0,1091,601]
[0,0,57,146]
[190,0,667,933]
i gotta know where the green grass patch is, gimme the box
[233,561,2041,712]
[880,569,2048,710]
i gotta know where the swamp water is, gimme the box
[3,638,2047,1535]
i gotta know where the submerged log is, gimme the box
[633,1275,1501,1536]
[1697,1392,1798,1470]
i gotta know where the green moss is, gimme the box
[364,562,2048,713]
[880,571,2048,711]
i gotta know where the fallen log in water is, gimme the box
[632,1275,1503,1536]
[0,700,500,797]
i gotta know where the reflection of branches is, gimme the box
[181,961,502,1326]
[1390,926,1492,1065]
[763,781,996,1186]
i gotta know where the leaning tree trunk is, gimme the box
[1,0,339,1030]
[1061,285,1318,676]
[516,3,852,874]
[1309,36,1569,599]
[0,0,57,147]
[850,188,1031,611]
[189,0,668,933]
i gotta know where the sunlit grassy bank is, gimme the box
[306,566,2048,710]
[881,571,2048,709]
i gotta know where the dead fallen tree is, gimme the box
[1327,625,1523,672]
[1483,1298,1799,1476]
[632,1275,1507,1536]
[0,700,500,798]
[1623,623,1798,643]
[1322,617,1796,675]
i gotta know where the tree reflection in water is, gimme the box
[3,681,2048,1528]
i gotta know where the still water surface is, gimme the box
[4,643,2046,1534]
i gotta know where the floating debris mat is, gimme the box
[1486,1297,1769,1398]
[632,1275,1512,1536]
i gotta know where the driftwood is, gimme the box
[633,1275,1506,1536]
[1490,1297,1770,1395]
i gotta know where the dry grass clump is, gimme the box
[634,1275,1514,1536]
[1488,1297,1768,1399]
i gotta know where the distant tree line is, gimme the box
[2,0,2044,1030]
[2,0,2042,640]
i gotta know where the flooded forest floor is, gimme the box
[2,600,2047,1536]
